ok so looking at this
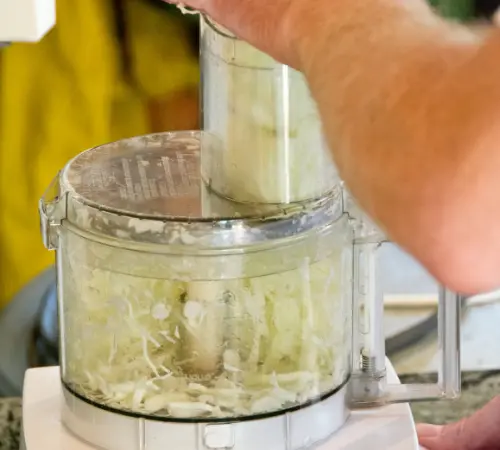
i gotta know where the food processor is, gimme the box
[21,13,462,450]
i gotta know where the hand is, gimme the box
[163,0,320,68]
[417,396,500,450]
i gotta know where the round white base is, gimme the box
[62,384,348,450]
[22,363,420,450]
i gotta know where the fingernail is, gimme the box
[416,424,443,438]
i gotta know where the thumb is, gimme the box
[417,396,500,450]
[163,0,308,68]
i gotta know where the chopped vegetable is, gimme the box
[61,230,350,419]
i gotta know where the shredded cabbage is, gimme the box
[61,233,351,419]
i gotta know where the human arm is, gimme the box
[296,1,500,296]
[167,0,500,295]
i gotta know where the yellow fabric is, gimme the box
[0,0,199,307]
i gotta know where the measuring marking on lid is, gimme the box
[162,156,178,197]
[121,157,136,201]
[136,156,152,200]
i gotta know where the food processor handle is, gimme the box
[384,287,461,403]
[349,240,461,407]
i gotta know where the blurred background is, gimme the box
[0,0,200,311]
[0,0,499,397]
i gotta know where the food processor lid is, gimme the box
[41,131,343,249]
[61,131,205,220]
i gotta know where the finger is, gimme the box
[163,0,298,66]
[417,396,500,450]
[164,0,277,35]
[164,0,205,8]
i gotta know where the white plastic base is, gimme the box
[61,383,348,450]
[21,361,419,450]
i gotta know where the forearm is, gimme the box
[292,0,500,293]
[170,0,500,292]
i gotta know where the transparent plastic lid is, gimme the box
[62,132,202,219]
[44,131,343,249]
